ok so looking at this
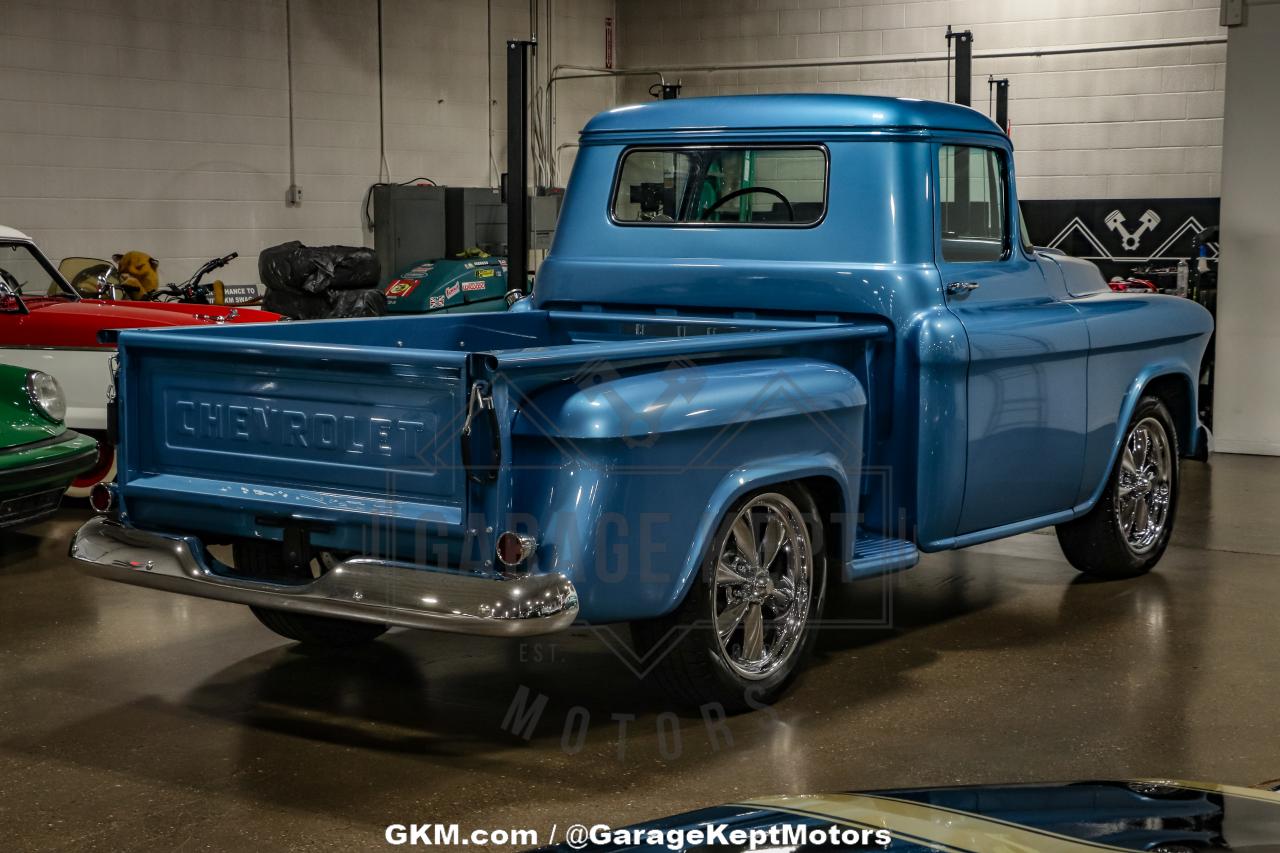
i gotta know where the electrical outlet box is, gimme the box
[286,184,303,206]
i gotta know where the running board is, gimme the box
[847,532,919,580]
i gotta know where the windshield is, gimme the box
[612,146,827,226]
[0,242,72,299]
[58,256,118,297]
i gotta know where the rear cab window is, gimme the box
[611,146,827,227]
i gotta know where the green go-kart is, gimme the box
[383,253,522,315]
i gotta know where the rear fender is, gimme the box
[509,358,866,623]
[515,357,866,440]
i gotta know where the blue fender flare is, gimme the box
[1076,361,1200,516]
[659,453,857,618]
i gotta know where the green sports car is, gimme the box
[0,364,97,527]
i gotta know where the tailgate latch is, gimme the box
[460,381,500,483]
[462,381,493,436]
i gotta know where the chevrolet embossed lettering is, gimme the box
[171,399,429,461]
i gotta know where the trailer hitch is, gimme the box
[253,515,336,578]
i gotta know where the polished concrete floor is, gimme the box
[2,454,1278,851]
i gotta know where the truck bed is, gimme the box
[113,309,887,560]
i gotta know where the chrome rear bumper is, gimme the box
[70,517,578,637]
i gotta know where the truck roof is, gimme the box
[0,225,33,242]
[581,94,1004,140]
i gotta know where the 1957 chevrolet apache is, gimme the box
[71,95,1213,709]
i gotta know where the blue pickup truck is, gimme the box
[72,95,1212,709]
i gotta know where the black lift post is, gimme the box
[945,27,975,233]
[947,26,974,107]
[990,76,1010,134]
[506,39,534,295]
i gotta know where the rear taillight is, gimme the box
[89,483,114,514]
[496,531,536,568]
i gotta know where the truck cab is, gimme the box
[71,95,1212,709]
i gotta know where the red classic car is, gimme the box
[0,226,280,494]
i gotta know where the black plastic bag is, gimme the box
[258,241,380,294]
[326,288,385,318]
[263,286,386,320]
[262,287,326,320]
[258,241,303,293]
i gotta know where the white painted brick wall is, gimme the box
[615,0,1227,200]
[0,0,614,283]
[542,0,618,186]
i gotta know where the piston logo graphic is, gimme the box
[1105,208,1161,251]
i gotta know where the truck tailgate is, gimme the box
[116,331,469,544]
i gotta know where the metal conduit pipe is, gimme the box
[546,34,1228,184]
[553,34,1228,81]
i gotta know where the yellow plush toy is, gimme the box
[111,251,160,297]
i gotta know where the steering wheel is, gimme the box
[70,263,114,297]
[700,186,795,222]
[0,268,22,294]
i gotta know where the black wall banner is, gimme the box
[1021,197,1220,282]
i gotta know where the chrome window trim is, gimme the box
[608,143,831,230]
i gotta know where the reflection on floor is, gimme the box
[1,453,1277,851]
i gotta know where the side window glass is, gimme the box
[1018,203,1034,252]
[939,145,1007,262]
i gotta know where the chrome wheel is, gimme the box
[1116,416,1173,554]
[711,493,813,680]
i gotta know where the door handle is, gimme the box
[946,281,980,295]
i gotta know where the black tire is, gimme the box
[233,542,388,647]
[1056,395,1180,579]
[249,606,388,647]
[631,483,827,713]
